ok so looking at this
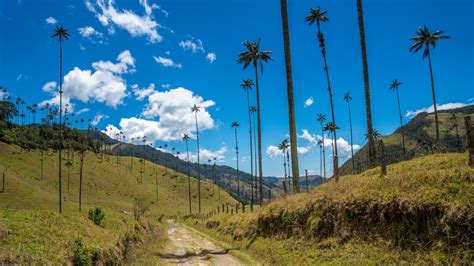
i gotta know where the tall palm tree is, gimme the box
[316,113,327,179]
[317,139,324,181]
[182,133,192,215]
[306,6,339,177]
[344,92,355,173]
[356,0,376,168]
[238,39,272,204]
[241,79,254,206]
[278,139,289,193]
[389,79,406,155]
[323,121,340,181]
[191,104,202,212]
[280,0,300,192]
[231,121,241,197]
[410,26,450,141]
[51,25,70,214]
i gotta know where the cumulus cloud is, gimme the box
[42,50,134,109]
[178,146,227,163]
[91,113,109,126]
[179,39,204,53]
[153,56,182,68]
[46,17,57,24]
[304,97,313,108]
[405,102,471,118]
[85,0,162,43]
[106,86,216,142]
[266,145,283,158]
[78,26,105,44]
[206,52,216,63]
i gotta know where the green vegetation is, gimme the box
[186,153,473,264]
[0,142,236,263]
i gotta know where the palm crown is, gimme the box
[409,26,450,59]
[51,25,70,42]
[305,6,329,26]
[343,91,352,102]
[191,104,200,113]
[237,39,273,72]
[231,121,240,128]
[240,79,254,91]
[389,79,403,91]
[249,106,257,113]
[323,122,339,132]
[316,113,326,123]
[182,133,190,141]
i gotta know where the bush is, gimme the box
[90,247,102,264]
[72,238,91,266]
[88,207,105,227]
[133,197,149,221]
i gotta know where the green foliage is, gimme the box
[90,247,102,264]
[88,207,105,227]
[72,238,91,266]
[133,197,150,221]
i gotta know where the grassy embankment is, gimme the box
[186,152,473,264]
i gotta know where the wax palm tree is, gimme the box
[344,92,355,173]
[231,121,240,196]
[280,0,300,192]
[316,113,326,179]
[238,39,272,204]
[241,79,255,206]
[191,104,202,212]
[278,139,289,193]
[323,121,340,181]
[317,139,324,181]
[389,79,406,155]
[306,6,339,177]
[410,26,450,141]
[51,25,70,213]
[356,0,376,168]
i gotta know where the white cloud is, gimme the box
[78,26,103,37]
[85,0,163,43]
[153,56,182,68]
[0,88,9,100]
[91,113,109,126]
[39,94,73,112]
[405,102,471,118]
[132,83,155,100]
[161,84,171,89]
[304,97,313,108]
[76,108,90,115]
[42,81,57,92]
[266,145,283,158]
[206,52,216,63]
[79,44,86,51]
[46,17,57,24]
[179,39,204,53]
[42,50,134,109]
[106,86,216,142]
[298,129,316,143]
[179,146,227,163]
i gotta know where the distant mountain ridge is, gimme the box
[339,104,474,175]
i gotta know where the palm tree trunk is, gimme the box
[79,150,84,211]
[280,0,300,192]
[253,64,263,204]
[194,112,201,213]
[320,122,326,179]
[245,90,254,209]
[58,37,63,214]
[426,48,440,142]
[356,0,376,168]
[252,110,258,204]
[186,140,191,215]
[283,153,287,194]
[348,102,355,173]
[396,89,406,155]
[316,23,339,180]
[234,127,240,197]
[286,150,291,193]
[319,146,323,182]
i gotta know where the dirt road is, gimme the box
[160,220,243,265]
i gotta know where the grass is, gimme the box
[0,142,237,263]
[185,152,474,264]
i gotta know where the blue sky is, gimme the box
[0,0,473,176]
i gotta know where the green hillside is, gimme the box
[187,152,474,264]
[0,142,237,263]
[339,105,473,175]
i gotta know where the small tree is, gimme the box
[133,197,149,221]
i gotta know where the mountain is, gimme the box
[339,105,474,175]
[91,132,285,203]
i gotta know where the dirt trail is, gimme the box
[161,219,243,265]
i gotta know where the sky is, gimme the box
[0,0,473,177]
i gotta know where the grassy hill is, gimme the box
[339,105,474,175]
[187,152,473,264]
[0,142,237,263]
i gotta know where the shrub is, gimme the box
[72,238,91,266]
[88,207,105,227]
[133,197,149,221]
[90,247,102,264]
